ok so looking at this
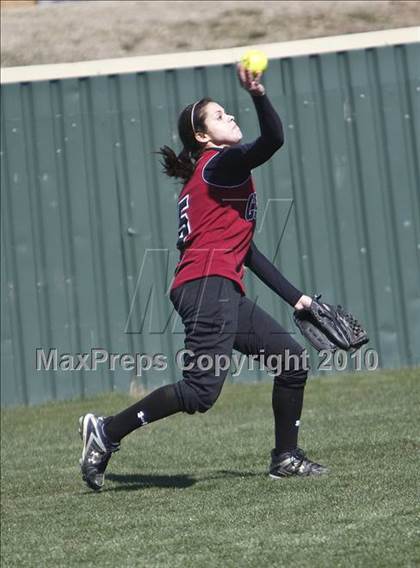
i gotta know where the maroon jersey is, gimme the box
[170,149,257,295]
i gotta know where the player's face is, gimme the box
[198,102,243,147]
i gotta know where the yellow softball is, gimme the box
[241,49,268,74]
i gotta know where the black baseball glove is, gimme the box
[293,295,369,352]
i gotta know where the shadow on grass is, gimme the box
[106,473,196,491]
[105,469,261,491]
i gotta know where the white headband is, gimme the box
[190,101,199,134]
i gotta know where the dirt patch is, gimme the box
[1,1,420,68]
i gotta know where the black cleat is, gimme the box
[79,413,120,491]
[269,447,328,478]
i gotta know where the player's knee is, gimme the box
[186,391,220,414]
[275,367,308,389]
[196,383,224,412]
[274,349,310,388]
[176,380,222,414]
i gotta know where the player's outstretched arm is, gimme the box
[244,240,312,309]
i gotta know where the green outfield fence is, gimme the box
[1,28,420,406]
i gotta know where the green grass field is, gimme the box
[1,368,419,567]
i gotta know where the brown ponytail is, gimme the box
[157,98,213,183]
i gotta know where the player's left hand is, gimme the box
[293,295,369,352]
[237,63,266,96]
[294,295,313,311]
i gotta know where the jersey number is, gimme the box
[177,194,191,250]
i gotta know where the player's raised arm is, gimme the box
[237,62,285,158]
[202,63,285,187]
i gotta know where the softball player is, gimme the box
[79,64,327,491]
